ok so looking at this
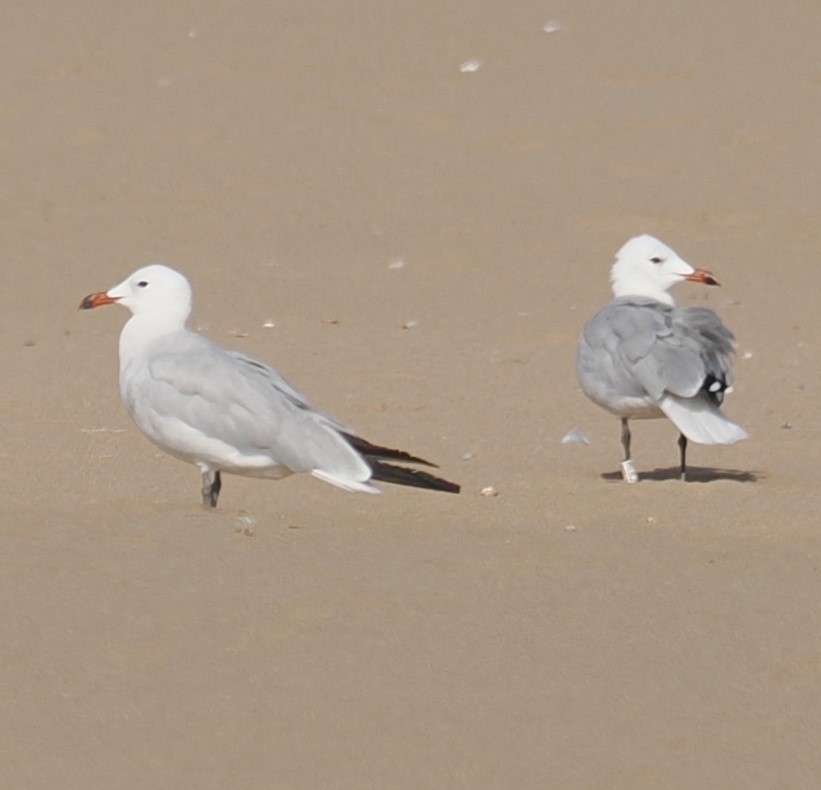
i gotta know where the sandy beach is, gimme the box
[2,1,821,787]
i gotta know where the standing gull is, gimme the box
[576,235,748,483]
[81,265,460,506]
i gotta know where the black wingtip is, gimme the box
[368,461,461,494]
[342,433,438,468]
[343,433,459,493]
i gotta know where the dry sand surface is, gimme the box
[2,1,821,788]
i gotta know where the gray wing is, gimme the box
[223,348,354,434]
[131,332,361,473]
[578,298,736,404]
[671,307,736,403]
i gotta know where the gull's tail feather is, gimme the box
[310,469,381,494]
[660,394,748,445]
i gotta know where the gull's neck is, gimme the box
[118,310,188,371]
[611,277,676,307]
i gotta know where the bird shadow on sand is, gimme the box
[601,466,759,484]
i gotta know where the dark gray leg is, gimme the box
[620,418,631,460]
[620,418,638,483]
[211,471,222,506]
[200,470,222,508]
[678,433,688,481]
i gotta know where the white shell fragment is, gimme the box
[262,320,276,328]
[388,258,406,270]
[459,60,482,73]
[402,319,420,330]
[480,486,498,497]
[561,427,591,445]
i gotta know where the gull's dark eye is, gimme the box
[650,256,664,264]
[137,280,149,288]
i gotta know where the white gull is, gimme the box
[576,235,748,483]
[81,265,460,506]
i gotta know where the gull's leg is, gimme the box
[678,433,688,481]
[200,469,222,508]
[210,471,222,507]
[620,418,638,484]
[200,470,213,506]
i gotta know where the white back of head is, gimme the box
[609,234,695,305]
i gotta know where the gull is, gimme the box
[80,265,460,506]
[576,235,748,483]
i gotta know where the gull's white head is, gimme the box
[80,264,193,325]
[609,234,718,306]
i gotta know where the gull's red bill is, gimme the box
[79,291,119,310]
[685,268,720,286]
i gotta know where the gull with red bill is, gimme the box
[576,234,748,483]
[80,264,459,507]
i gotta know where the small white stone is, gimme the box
[462,451,476,461]
[388,258,406,270]
[480,486,498,497]
[742,351,753,359]
[459,59,481,73]
[235,512,256,537]
[402,319,420,330]
[543,21,563,33]
[262,320,276,328]
[565,524,577,532]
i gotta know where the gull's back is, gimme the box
[577,297,737,419]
